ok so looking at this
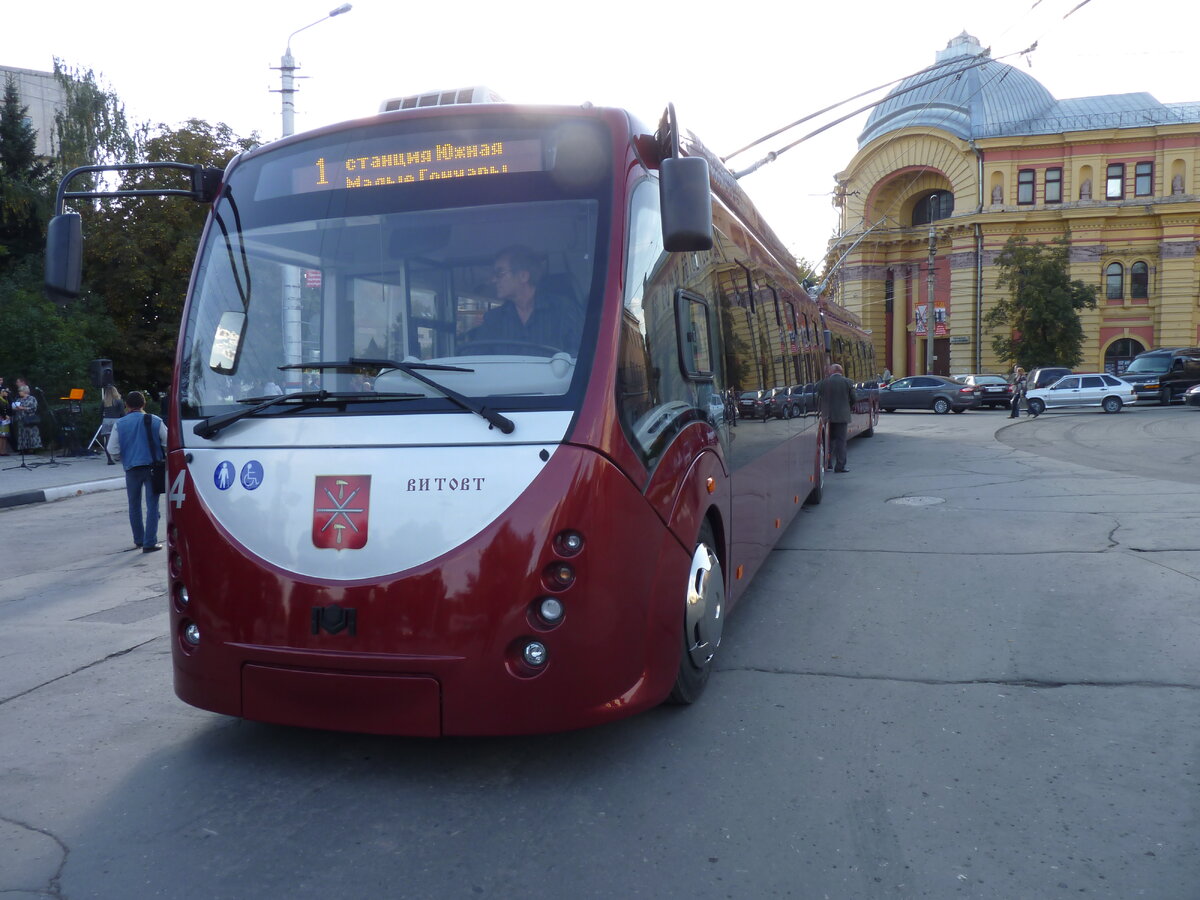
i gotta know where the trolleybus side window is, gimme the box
[617,179,723,467]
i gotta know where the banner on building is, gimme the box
[915,301,948,336]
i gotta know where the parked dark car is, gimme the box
[1185,383,1200,409]
[766,385,806,418]
[1117,347,1200,404]
[1025,367,1073,391]
[878,375,981,414]
[737,390,768,420]
[955,374,1014,408]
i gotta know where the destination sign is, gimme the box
[288,137,544,195]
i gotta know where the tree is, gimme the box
[0,258,111,396]
[985,235,1098,369]
[52,61,136,178]
[80,119,258,394]
[0,75,52,269]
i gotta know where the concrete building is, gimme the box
[1,65,65,159]
[830,33,1200,377]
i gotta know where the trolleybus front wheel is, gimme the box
[667,521,724,705]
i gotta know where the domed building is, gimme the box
[830,32,1200,377]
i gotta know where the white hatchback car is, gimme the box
[1024,373,1137,415]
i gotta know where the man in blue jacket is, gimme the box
[107,391,168,552]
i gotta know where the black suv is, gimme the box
[1118,348,1200,404]
[1025,367,1073,391]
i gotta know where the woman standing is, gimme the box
[14,386,42,452]
[1008,367,1027,419]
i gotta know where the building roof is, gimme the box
[857,33,1200,147]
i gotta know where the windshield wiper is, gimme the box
[193,389,421,439]
[280,357,516,435]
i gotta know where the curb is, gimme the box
[0,477,125,510]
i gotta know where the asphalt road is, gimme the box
[1,406,1197,899]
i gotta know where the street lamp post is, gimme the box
[926,224,936,374]
[275,4,352,380]
[925,194,937,375]
[276,3,352,138]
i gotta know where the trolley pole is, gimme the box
[926,224,936,375]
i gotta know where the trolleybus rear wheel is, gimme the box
[668,521,724,705]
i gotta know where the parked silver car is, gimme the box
[1024,373,1137,415]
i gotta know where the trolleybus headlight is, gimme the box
[523,641,548,667]
[556,530,584,556]
[182,621,200,647]
[538,597,565,625]
[544,562,575,590]
[174,583,189,609]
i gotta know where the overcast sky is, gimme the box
[7,0,1196,261]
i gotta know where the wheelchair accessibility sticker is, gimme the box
[240,461,264,491]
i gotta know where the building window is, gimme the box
[1130,261,1149,299]
[1017,169,1035,204]
[1105,262,1124,300]
[912,190,954,225]
[1106,164,1125,200]
[1135,162,1153,196]
[1045,168,1062,203]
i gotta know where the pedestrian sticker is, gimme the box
[240,460,264,490]
[214,461,236,490]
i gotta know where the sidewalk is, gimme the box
[0,450,125,509]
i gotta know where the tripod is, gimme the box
[88,419,117,462]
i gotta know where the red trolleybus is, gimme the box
[46,99,876,736]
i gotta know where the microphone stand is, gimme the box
[33,388,66,467]
[4,401,36,471]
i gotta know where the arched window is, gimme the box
[1105,338,1145,375]
[912,191,954,226]
[1130,261,1149,299]
[1105,262,1124,300]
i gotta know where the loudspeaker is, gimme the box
[88,359,114,388]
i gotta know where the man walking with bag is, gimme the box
[107,391,168,553]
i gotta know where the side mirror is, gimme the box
[660,156,713,252]
[45,213,83,302]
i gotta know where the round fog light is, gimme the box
[557,530,584,556]
[523,641,548,667]
[538,597,564,624]
[183,622,200,646]
[175,584,189,607]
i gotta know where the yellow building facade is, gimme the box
[830,33,1200,377]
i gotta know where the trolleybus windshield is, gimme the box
[178,116,612,422]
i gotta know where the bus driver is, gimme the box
[467,245,582,354]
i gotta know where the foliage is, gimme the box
[984,235,1098,369]
[51,61,137,179]
[0,75,52,269]
[0,258,111,396]
[79,119,258,395]
[0,63,258,409]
